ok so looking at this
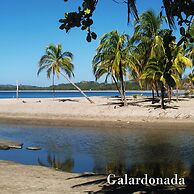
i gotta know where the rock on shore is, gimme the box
[0,139,23,150]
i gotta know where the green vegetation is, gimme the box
[52,81,140,90]
[37,44,74,91]
[0,81,140,91]
[2,9,191,110]
[91,10,193,108]
[37,44,94,103]
[93,30,130,106]
[60,0,194,45]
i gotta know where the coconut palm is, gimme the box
[38,44,94,103]
[132,10,163,102]
[141,35,180,109]
[187,71,194,87]
[171,44,193,101]
[92,30,129,106]
[133,10,162,66]
[185,23,194,65]
[92,62,122,95]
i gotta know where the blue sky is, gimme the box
[0,0,180,86]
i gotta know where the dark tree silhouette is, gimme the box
[59,0,194,43]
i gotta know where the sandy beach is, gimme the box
[0,97,194,193]
[0,160,105,194]
[0,96,193,127]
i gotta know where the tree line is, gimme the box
[38,10,193,109]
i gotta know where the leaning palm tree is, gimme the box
[38,44,94,103]
[92,62,122,95]
[93,30,129,106]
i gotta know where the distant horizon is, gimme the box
[0,80,140,87]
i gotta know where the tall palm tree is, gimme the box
[93,30,129,106]
[132,10,163,102]
[185,23,194,66]
[38,44,94,103]
[141,35,180,109]
[92,62,122,95]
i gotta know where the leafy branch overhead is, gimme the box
[59,0,98,42]
[59,0,194,43]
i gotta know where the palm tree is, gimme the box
[141,35,180,109]
[132,10,163,102]
[38,44,94,103]
[93,30,129,106]
[92,62,122,95]
[171,44,193,101]
[188,71,194,82]
[187,71,194,87]
[185,23,194,65]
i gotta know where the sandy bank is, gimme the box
[0,96,193,127]
[0,160,104,194]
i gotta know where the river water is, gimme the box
[0,123,194,178]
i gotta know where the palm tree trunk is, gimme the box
[167,86,172,104]
[59,72,94,104]
[112,75,122,96]
[176,86,179,102]
[119,63,127,106]
[52,74,55,99]
[151,84,155,104]
[155,82,159,97]
[161,82,165,109]
[119,85,125,104]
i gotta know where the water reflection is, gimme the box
[99,162,194,194]
[37,154,194,193]
[37,153,74,172]
[0,123,194,177]
[39,152,194,181]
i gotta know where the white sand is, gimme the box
[0,97,193,193]
[0,96,193,126]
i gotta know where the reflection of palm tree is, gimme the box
[104,161,127,175]
[99,160,189,178]
[128,161,189,178]
[38,153,74,172]
[79,161,192,193]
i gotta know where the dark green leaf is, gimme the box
[180,27,185,36]
[91,32,97,40]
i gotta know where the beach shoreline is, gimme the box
[0,96,193,128]
[0,114,194,129]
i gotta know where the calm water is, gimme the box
[0,123,194,178]
[0,91,152,98]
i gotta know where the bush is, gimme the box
[133,94,137,99]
